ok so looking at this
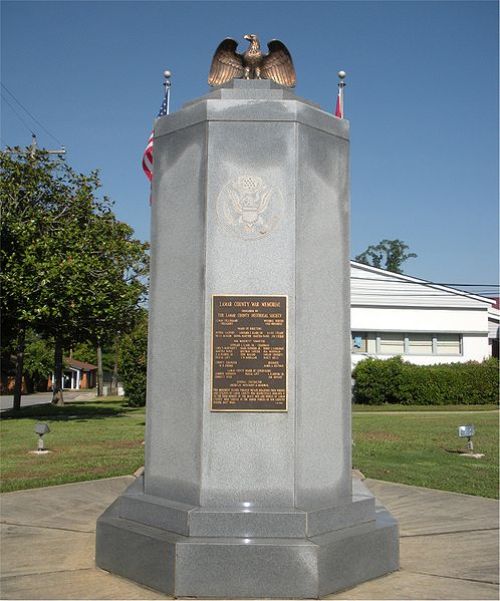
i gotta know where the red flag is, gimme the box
[142,93,169,184]
[335,88,343,119]
[142,132,154,182]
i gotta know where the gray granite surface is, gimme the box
[95,80,398,597]
[1,475,497,599]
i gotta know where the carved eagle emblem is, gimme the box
[208,34,296,87]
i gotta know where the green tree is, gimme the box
[1,147,149,409]
[354,239,417,274]
[81,214,149,396]
[72,341,112,371]
[23,331,54,392]
[1,148,73,409]
[120,310,148,406]
[2,330,62,395]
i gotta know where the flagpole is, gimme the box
[143,69,172,191]
[336,70,346,118]
[163,70,172,115]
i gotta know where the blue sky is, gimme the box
[2,1,498,293]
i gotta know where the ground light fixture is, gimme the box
[34,422,50,453]
[458,424,475,453]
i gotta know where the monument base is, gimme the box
[96,477,399,598]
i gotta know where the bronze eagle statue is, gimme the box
[208,34,296,87]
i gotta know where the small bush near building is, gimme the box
[352,356,499,405]
[120,316,148,407]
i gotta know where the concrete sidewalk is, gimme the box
[0,477,498,600]
[1,391,96,412]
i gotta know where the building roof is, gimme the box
[65,358,98,372]
[350,261,496,309]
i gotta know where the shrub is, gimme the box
[120,316,148,407]
[351,356,404,405]
[352,357,499,405]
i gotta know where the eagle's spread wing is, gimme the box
[262,40,296,87]
[208,38,244,86]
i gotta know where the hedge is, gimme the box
[352,356,499,405]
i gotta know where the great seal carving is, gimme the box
[216,175,283,240]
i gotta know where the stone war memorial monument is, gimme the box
[96,35,399,598]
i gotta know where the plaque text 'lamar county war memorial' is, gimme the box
[212,295,287,411]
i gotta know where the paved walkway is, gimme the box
[0,476,498,600]
[1,391,95,412]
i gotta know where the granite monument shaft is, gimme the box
[96,77,399,598]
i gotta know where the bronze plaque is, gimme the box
[211,295,287,412]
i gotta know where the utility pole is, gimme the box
[29,133,66,158]
[4,133,66,157]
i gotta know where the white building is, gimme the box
[488,304,499,357]
[350,261,495,366]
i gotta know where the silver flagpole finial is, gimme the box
[163,70,172,115]
[337,71,347,93]
[337,70,346,118]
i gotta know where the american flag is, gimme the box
[142,93,169,182]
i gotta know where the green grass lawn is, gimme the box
[353,404,499,412]
[353,410,499,498]
[1,399,145,493]
[2,400,498,499]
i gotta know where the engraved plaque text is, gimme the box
[211,295,287,411]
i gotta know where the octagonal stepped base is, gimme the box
[96,477,399,598]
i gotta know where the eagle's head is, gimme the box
[243,34,261,52]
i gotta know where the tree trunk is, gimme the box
[24,372,34,394]
[13,328,26,412]
[97,341,104,397]
[110,336,119,396]
[52,339,64,405]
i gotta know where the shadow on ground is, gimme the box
[0,400,137,422]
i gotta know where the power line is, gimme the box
[351,286,500,296]
[351,293,495,299]
[351,289,498,298]
[1,92,35,136]
[1,83,63,146]
[350,275,499,304]
[350,275,499,289]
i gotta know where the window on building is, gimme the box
[351,332,368,353]
[436,333,461,355]
[373,332,462,356]
[379,333,405,355]
[407,334,433,355]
